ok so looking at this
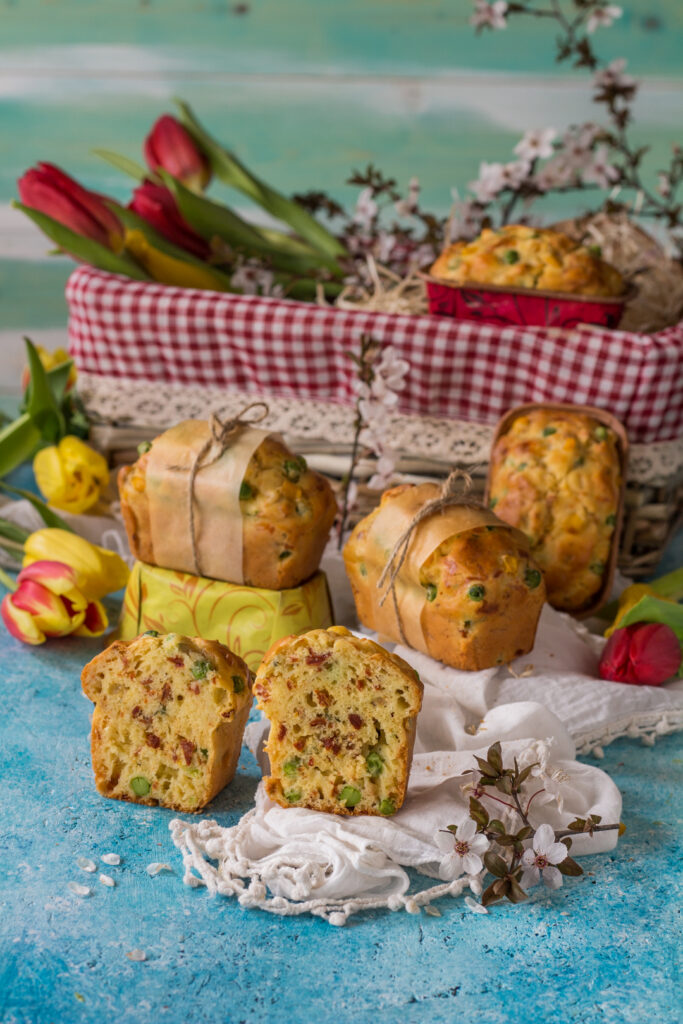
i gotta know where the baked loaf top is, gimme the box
[343,484,546,671]
[118,428,337,590]
[430,224,624,298]
[488,408,622,612]
[254,626,423,817]
[81,631,252,812]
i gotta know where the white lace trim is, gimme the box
[574,707,683,757]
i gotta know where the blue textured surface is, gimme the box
[1,610,681,1024]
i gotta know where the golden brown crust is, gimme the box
[487,408,622,613]
[254,626,423,816]
[81,632,253,812]
[118,433,337,589]
[430,225,624,298]
[343,485,546,671]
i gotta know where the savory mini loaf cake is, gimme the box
[119,426,337,589]
[254,626,423,816]
[430,224,624,297]
[81,631,252,812]
[343,484,546,671]
[487,408,623,613]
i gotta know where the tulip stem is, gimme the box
[0,566,17,593]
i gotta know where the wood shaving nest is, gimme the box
[336,215,683,333]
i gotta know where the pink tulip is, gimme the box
[129,181,210,258]
[599,622,681,686]
[144,115,211,192]
[17,163,122,249]
[1,560,107,646]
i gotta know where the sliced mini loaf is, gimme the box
[254,626,423,817]
[81,631,252,812]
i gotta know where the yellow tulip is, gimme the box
[21,345,77,392]
[23,529,130,600]
[124,229,229,291]
[33,435,109,514]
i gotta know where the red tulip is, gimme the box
[599,622,681,686]
[144,115,211,192]
[1,560,108,645]
[129,181,210,259]
[17,162,122,249]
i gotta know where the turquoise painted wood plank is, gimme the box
[0,259,71,329]
[1,0,682,76]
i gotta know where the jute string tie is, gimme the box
[187,402,269,576]
[376,468,482,646]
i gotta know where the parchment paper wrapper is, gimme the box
[362,484,529,649]
[117,561,333,672]
[145,419,274,583]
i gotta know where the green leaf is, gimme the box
[0,517,30,546]
[0,413,43,479]
[92,148,147,182]
[487,819,506,835]
[474,756,496,776]
[507,880,529,904]
[469,797,489,828]
[557,856,583,877]
[481,882,501,907]
[494,776,513,795]
[483,851,509,878]
[24,337,64,442]
[516,764,537,785]
[175,99,348,262]
[12,201,151,281]
[516,826,533,841]
[487,742,503,773]
[0,482,74,532]
[568,817,586,832]
[45,359,75,407]
[648,567,683,601]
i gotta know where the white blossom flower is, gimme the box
[658,173,672,198]
[353,187,378,229]
[374,345,410,391]
[533,157,576,192]
[470,0,508,30]
[448,197,485,241]
[587,4,622,33]
[594,58,636,93]
[368,453,397,490]
[582,144,620,188]
[500,160,531,189]
[520,824,567,890]
[375,231,398,264]
[394,176,420,217]
[231,262,282,297]
[434,819,490,880]
[468,161,506,203]
[514,128,557,162]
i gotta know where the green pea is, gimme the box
[359,563,368,577]
[524,568,542,590]
[485,525,496,532]
[141,629,159,638]
[283,758,300,778]
[232,675,245,694]
[200,748,209,759]
[424,583,437,602]
[590,562,606,575]
[130,776,150,797]
[588,244,602,259]
[283,459,303,482]
[379,799,396,816]
[489,497,498,509]
[605,513,617,527]
[542,426,557,437]
[339,785,362,808]
[239,481,254,501]
[573,456,586,469]
[468,584,486,601]
[366,752,384,778]
[278,550,292,561]
[192,659,211,680]
[503,249,520,264]
[285,789,302,803]
[594,425,608,441]
[137,441,152,456]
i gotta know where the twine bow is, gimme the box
[188,402,269,576]
[376,468,482,646]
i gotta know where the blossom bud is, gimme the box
[599,622,681,686]
[143,115,211,192]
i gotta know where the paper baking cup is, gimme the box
[424,277,627,329]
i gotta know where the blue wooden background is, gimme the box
[0,0,682,389]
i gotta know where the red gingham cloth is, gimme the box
[67,266,683,444]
